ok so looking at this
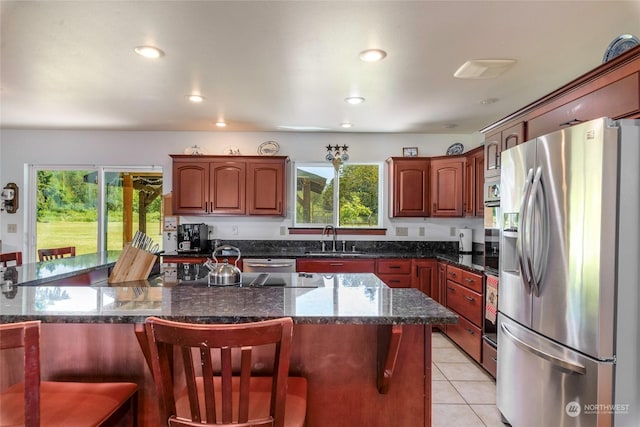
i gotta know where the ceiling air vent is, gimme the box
[454,59,516,79]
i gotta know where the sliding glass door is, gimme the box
[29,166,162,262]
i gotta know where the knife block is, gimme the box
[108,244,158,283]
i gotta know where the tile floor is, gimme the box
[431,332,506,427]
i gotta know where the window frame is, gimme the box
[293,161,383,229]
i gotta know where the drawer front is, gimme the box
[481,340,497,378]
[377,259,412,275]
[296,259,375,273]
[446,281,482,326]
[446,315,482,362]
[376,274,412,288]
[446,265,463,283]
[461,270,483,293]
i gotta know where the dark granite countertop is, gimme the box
[1,255,458,326]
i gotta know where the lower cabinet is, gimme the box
[296,258,375,273]
[441,264,484,364]
[377,258,412,288]
[481,339,497,378]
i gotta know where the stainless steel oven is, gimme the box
[483,176,500,364]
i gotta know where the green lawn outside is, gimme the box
[37,221,162,256]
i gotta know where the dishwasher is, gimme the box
[242,258,296,273]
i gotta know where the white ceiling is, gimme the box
[1,1,639,134]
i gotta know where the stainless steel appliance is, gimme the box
[177,223,209,253]
[243,258,296,273]
[497,118,639,427]
[483,176,500,367]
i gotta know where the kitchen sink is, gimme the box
[304,251,372,258]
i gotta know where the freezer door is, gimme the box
[497,314,614,427]
[532,118,618,358]
[499,138,536,327]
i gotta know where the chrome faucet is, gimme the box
[322,225,337,252]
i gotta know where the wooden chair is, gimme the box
[37,246,76,262]
[145,316,307,427]
[0,320,138,427]
[0,251,22,267]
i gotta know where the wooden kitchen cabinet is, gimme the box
[387,158,430,217]
[376,258,412,288]
[412,259,438,298]
[527,72,640,139]
[484,122,524,179]
[171,155,287,216]
[464,146,484,217]
[296,258,375,273]
[430,157,464,217]
[444,264,484,363]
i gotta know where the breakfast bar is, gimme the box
[0,254,458,426]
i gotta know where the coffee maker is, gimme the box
[177,223,209,253]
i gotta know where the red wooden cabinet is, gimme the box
[412,259,437,298]
[171,155,287,216]
[464,146,484,217]
[484,122,524,179]
[386,158,430,217]
[296,258,376,273]
[430,157,464,217]
[376,258,412,288]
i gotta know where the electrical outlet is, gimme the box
[418,227,425,237]
[450,227,456,237]
[396,226,408,237]
[232,225,239,235]
[7,224,17,233]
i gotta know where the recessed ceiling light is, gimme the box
[187,94,205,103]
[345,96,365,105]
[340,122,353,128]
[454,59,516,79]
[215,121,227,127]
[134,45,164,59]
[359,49,387,62]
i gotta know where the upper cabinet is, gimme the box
[464,146,484,217]
[171,155,287,216]
[482,46,640,148]
[430,157,464,217]
[483,122,524,178]
[387,158,430,217]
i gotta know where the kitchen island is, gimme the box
[0,253,457,426]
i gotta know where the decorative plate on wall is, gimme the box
[258,140,280,155]
[603,34,640,63]
[446,142,464,156]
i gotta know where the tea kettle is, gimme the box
[205,245,242,286]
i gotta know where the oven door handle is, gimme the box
[484,200,500,207]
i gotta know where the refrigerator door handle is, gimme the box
[517,168,535,291]
[527,167,549,297]
[500,322,586,375]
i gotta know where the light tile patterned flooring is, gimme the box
[432,332,506,427]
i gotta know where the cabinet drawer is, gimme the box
[446,281,482,326]
[461,270,483,293]
[482,340,497,378]
[376,259,412,275]
[377,274,412,288]
[446,265,463,282]
[446,315,482,363]
[296,259,375,273]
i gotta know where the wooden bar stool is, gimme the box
[0,251,22,267]
[145,316,307,427]
[0,320,139,427]
[37,246,76,262]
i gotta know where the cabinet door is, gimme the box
[484,131,501,178]
[388,158,430,217]
[210,160,246,214]
[464,158,475,217]
[413,259,437,299]
[430,158,464,217]
[247,159,285,215]
[501,122,524,152]
[296,258,375,273]
[172,159,209,214]
[474,154,484,216]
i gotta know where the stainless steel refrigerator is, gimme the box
[497,118,639,427]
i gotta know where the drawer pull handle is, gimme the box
[329,263,344,267]
[464,278,474,282]
[389,266,401,269]
[466,328,475,335]
[491,356,497,362]
[390,280,401,283]
[447,286,456,292]
[465,296,475,302]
